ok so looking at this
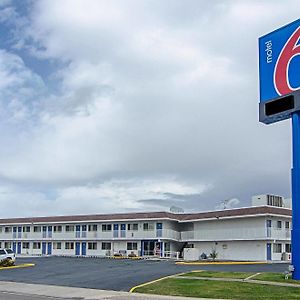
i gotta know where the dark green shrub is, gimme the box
[0,258,14,267]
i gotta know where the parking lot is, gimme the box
[0,257,290,292]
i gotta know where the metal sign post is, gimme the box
[292,111,300,279]
[258,19,300,279]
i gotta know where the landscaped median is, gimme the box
[0,263,35,271]
[131,270,300,299]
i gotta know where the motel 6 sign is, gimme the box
[259,19,300,124]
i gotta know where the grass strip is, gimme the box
[134,278,300,299]
[181,271,254,279]
[253,272,300,285]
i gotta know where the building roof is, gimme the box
[0,206,292,225]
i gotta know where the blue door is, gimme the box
[76,225,80,238]
[75,242,80,255]
[42,242,47,255]
[48,226,52,238]
[17,242,21,254]
[47,242,52,255]
[113,224,119,238]
[13,227,17,239]
[121,224,126,238]
[17,226,22,238]
[82,242,86,256]
[42,226,47,238]
[12,242,16,253]
[156,223,163,237]
[267,243,272,260]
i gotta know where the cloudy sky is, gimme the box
[0,0,298,218]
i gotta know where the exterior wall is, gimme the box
[192,241,266,261]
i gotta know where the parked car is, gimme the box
[0,248,16,263]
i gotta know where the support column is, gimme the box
[292,111,300,279]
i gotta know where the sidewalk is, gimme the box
[0,281,221,300]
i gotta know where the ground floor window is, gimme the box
[22,242,30,249]
[33,242,41,249]
[285,243,291,253]
[273,243,282,253]
[53,242,62,250]
[127,242,138,250]
[101,242,111,250]
[88,242,97,250]
[65,242,74,250]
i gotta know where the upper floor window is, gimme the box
[23,226,30,233]
[277,221,282,229]
[102,224,112,232]
[53,226,62,233]
[127,223,138,231]
[285,244,291,253]
[143,223,154,231]
[285,221,290,229]
[88,224,97,231]
[65,225,74,232]
[4,227,12,233]
[33,226,41,232]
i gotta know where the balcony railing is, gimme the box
[180,227,291,241]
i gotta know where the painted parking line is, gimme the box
[0,263,35,271]
[129,272,186,293]
[176,261,267,266]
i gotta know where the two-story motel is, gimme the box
[0,194,292,261]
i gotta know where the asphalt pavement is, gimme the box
[0,257,290,291]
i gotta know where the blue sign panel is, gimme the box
[259,19,300,102]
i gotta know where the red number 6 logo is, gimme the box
[274,26,300,95]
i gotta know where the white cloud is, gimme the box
[0,0,298,216]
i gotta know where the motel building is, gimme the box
[0,194,292,261]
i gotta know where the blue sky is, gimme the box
[0,0,299,217]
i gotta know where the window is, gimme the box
[33,242,41,249]
[0,249,5,255]
[273,243,282,253]
[53,242,62,250]
[4,242,11,248]
[53,226,62,232]
[127,223,138,231]
[5,227,12,233]
[0,227,2,233]
[285,244,291,253]
[102,224,112,232]
[143,223,154,231]
[101,242,111,250]
[33,226,41,232]
[23,226,30,233]
[88,242,97,250]
[277,221,282,229]
[285,221,290,229]
[65,242,74,250]
[65,225,74,232]
[88,224,97,231]
[127,242,138,251]
[22,242,30,249]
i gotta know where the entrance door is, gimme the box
[142,240,155,256]
[47,242,52,255]
[75,242,80,255]
[42,242,47,255]
[17,242,21,254]
[267,243,272,260]
[82,242,86,256]
[12,242,16,253]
